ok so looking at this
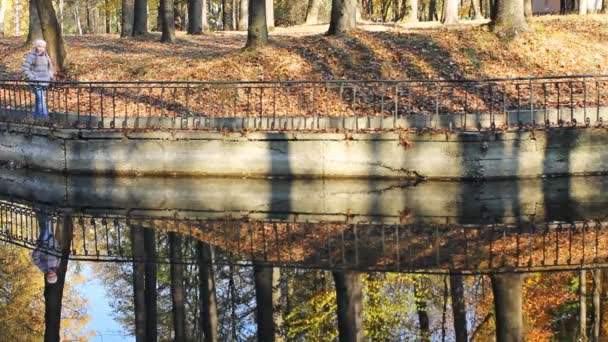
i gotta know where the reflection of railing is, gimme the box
[1,75,608,131]
[1,200,607,273]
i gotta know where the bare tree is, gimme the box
[491,274,524,342]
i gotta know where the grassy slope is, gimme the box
[1,14,607,82]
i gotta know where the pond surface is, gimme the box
[0,168,606,341]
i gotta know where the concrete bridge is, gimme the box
[1,76,607,179]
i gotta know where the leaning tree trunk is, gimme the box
[255,264,276,341]
[524,0,533,17]
[246,0,268,48]
[133,0,148,35]
[491,274,524,342]
[491,0,528,36]
[305,0,322,24]
[188,0,203,33]
[442,0,459,24]
[160,0,175,42]
[121,0,134,36]
[327,0,357,35]
[26,0,43,46]
[35,0,67,72]
[0,0,6,37]
[44,216,73,342]
[265,0,274,29]
[403,0,419,23]
[238,0,248,30]
[169,232,186,341]
[333,271,364,342]
[450,275,468,342]
[198,242,218,342]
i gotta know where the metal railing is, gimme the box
[1,75,608,132]
[1,200,607,274]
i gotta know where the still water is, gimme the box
[0,168,606,341]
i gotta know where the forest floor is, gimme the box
[0,14,606,82]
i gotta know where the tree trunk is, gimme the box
[160,0,175,42]
[255,264,276,341]
[27,0,43,46]
[222,0,230,30]
[85,0,91,33]
[306,0,322,24]
[133,0,148,35]
[524,0,533,17]
[0,0,6,37]
[198,242,218,342]
[403,0,419,23]
[327,0,357,35]
[202,0,208,30]
[143,228,157,342]
[265,0,274,29]
[579,0,588,13]
[188,0,203,33]
[169,232,186,341]
[428,0,437,20]
[15,1,20,35]
[450,275,468,342]
[238,0,248,30]
[105,0,110,33]
[601,0,607,13]
[333,271,364,342]
[43,217,73,342]
[472,0,484,18]
[131,226,147,342]
[121,0,134,36]
[491,274,524,342]
[414,279,431,342]
[491,0,528,36]
[74,1,83,35]
[35,0,67,72]
[246,0,268,48]
[442,0,459,24]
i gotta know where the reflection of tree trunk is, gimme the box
[229,264,238,341]
[44,216,73,342]
[333,271,364,342]
[272,268,284,341]
[255,264,276,341]
[414,278,430,342]
[198,241,218,342]
[450,275,468,342]
[601,269,608,337]
[581,269,588,342]
[169,232,186,341]
[131,226,146,342]
[593,270,600,341]
[26,0,43,46]
[491,274,524,342]
[143,228,157,342]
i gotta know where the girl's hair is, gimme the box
[31,39,55,76]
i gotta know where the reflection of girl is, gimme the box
[21,39,55,120]
[32,213,59,285]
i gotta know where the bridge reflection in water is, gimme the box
[0,170,606,341]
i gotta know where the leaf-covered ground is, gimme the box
[1,14,606,82]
